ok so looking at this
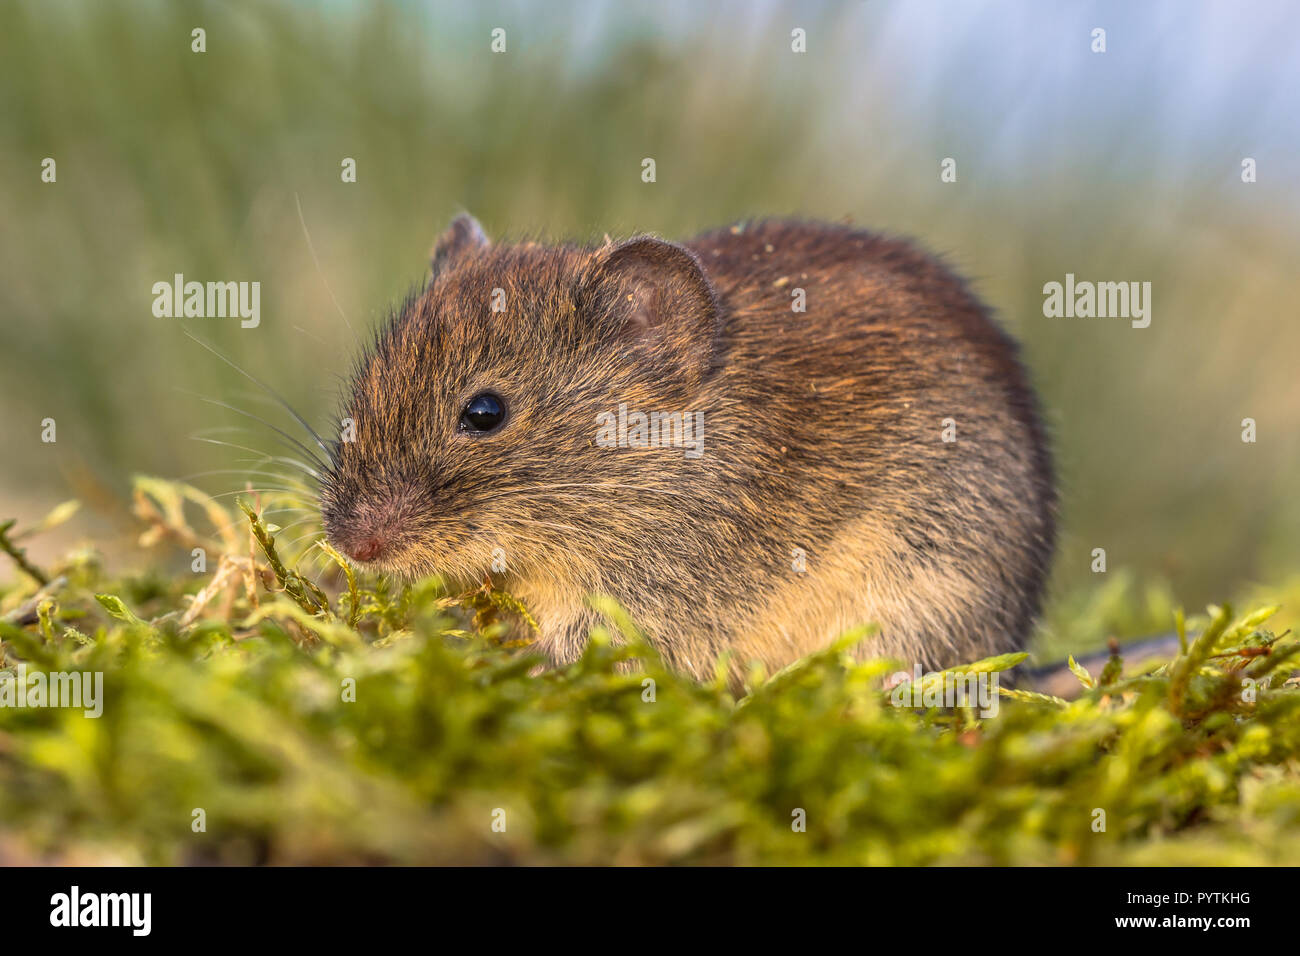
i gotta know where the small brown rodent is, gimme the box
[320,216,1055,679]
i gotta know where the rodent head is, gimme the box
[319,214,722,586]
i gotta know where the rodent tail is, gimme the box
[1022,632,1182,698]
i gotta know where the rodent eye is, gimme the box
[459,392,507,435]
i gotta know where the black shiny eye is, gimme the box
[459,392,506,434]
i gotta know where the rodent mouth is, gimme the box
[319,491,487,585]
[324,527,501,590]
[324,526,451,582]
[327,531,414,576]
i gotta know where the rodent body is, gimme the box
[320,217,1056,679]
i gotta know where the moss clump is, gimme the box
[0,479,1297,865]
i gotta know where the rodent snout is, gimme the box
[322,495,413,567]
[328,518,394,564]
[338,534,388,564]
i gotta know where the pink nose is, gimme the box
[342,535,387,563]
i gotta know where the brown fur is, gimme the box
[319,217,1056,679]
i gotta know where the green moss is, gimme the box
[0,480,1297,865]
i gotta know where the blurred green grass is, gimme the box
[2,0,1298,656]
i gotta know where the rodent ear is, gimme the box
[429,213,490,278]
[584,236,720,378]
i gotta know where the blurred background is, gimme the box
[2,0,1298,656]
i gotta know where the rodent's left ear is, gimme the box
[583,236,720,379]
[429,213,490,278]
